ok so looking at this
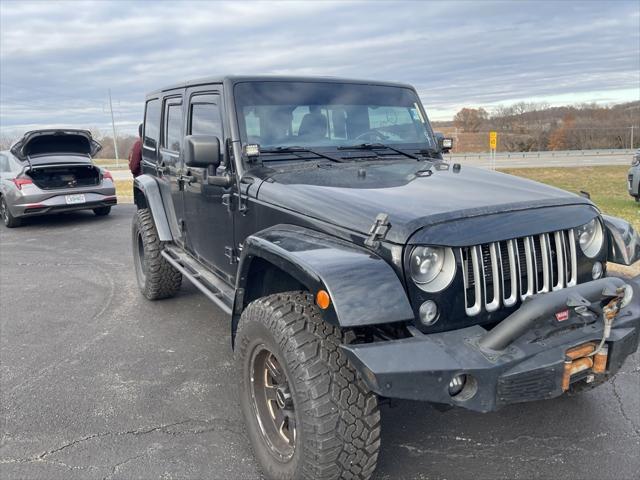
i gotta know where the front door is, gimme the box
[158,94,185,232]
[181,89,236,282]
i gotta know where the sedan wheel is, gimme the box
[0,197,21,228]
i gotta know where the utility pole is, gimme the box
[631,125,635,150]
[108,89,119,167]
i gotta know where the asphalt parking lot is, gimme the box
[1,204,639,480]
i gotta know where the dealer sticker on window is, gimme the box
[65,194,86,205]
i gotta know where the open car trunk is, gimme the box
[27,164,101,190]
[11,129,102,160]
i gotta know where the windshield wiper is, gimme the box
[337,143,420,161]
[260,146,345,163]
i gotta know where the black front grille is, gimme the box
[461,229,578,316]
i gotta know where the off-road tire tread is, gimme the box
[134,208,181,300]
[237,291,381,480]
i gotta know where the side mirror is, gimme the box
[602,215,640,266]
[435,132,453,153]
[184,135,220,168]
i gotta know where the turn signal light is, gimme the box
[316,290,331,310]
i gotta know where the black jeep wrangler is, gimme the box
[132,76,640,480]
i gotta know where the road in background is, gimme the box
[1,204,639,479]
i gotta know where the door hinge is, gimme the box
[364,213,391,248]
[225,246,238,264]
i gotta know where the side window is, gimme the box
[0,154,8,172]
[143,99,160,151]
[189,94,222,138]
[163,101,183,153]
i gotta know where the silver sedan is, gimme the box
[0,129,117,228]
[629,149,639,203]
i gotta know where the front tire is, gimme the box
[93,206,111,216]
[1,196,21,228]
[132,208,182,300]
[235,291,381,480]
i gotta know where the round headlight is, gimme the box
[410,246,456,292]
[410,246,444,284]
[576,218,604,258]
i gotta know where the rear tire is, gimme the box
[132,208,182,300]
[235,291,381,480]
[93,206,111,216]
[1,196,21,228]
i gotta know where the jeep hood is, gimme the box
[11,129,102,161]
[254,161,595,245]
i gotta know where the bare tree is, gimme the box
[453,108,488,132]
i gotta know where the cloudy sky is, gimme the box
[1,0,639,136]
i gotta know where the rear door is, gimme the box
[181,87,236,282]
[158,92,186,233]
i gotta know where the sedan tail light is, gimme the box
[102,170,114,181]
[12,177,33,190]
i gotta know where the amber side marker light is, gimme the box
[316,290,331,310]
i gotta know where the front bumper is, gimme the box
[342,277,640,412]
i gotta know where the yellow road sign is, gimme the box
[489,131,497,150]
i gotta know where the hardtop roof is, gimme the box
[145,75,416,98]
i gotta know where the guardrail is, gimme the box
[449,149,635,161]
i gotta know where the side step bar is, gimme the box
[161,246,234,316]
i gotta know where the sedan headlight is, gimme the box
[410,246,456,292]
[576,218,604,258]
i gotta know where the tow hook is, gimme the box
[561,287,626,392]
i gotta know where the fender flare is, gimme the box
[232,225,414,337]
[133,175,173,241]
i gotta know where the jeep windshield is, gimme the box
[234,81,437,159]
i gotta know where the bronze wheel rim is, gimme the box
[249,345,296,461]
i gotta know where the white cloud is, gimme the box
[1,0,638,134]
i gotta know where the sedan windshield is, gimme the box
[234,81,437,154]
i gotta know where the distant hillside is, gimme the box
[432,101,639,152]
